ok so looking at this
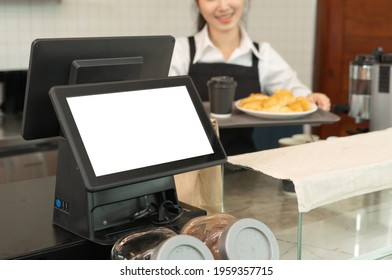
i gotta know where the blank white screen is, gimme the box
[66,86,213,177]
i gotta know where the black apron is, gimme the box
[187,37,302,155]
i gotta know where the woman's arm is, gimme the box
[259,43,331,111]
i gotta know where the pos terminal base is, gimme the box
[53,138,205,245]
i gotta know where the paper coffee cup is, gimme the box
[207,76,237,118]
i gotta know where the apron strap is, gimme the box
[188,36,196,63]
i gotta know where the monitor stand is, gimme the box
[52,138,203,245]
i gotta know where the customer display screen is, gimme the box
[49,76,226,191]
[66,85,213,177]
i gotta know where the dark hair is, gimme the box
[194,0,206,31]
[194,0,250,32]
[197,14,206,31]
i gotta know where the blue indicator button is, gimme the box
[55,198,62,208]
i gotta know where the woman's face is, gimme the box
[197,0,244,33]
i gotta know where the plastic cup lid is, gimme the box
[219,218,280,260]
[150,235,214,260]
[207,76,237,88]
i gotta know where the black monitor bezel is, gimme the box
[49,76,227,192]
[21,35,175,140]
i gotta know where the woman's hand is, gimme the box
[307,92,331,111]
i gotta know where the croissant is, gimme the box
[238,90,312,113]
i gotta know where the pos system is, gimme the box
[20,36,226,245]
[48,76,227,244]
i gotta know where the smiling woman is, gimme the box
[196,0,244,50]
[194,0,249,32]
[196,0,244,61]
[169,0,330,154]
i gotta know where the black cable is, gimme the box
[129,199,183,225]
[129,197,158,222]
[149,200,184,225]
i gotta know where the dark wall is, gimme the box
[313,0,392,138]
[0,70,28,115]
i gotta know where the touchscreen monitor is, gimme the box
[22,35,175,140]
[49,76,226,191]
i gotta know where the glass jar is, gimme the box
[181,213,236,259]
[111,227,177,260]
[111,227,213,260]
[181,214,280,260]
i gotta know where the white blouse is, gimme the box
[169,25,311,97]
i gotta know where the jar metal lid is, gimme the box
[218,218,280,260]
[150,235,214,260]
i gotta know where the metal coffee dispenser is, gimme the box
[349,48,392,131]
[348,53,376,123]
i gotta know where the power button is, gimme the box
[55,198,69,212]
[55,198,62,208]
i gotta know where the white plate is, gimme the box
[235,101,317,120]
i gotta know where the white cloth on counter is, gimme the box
[228,128,392,212]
